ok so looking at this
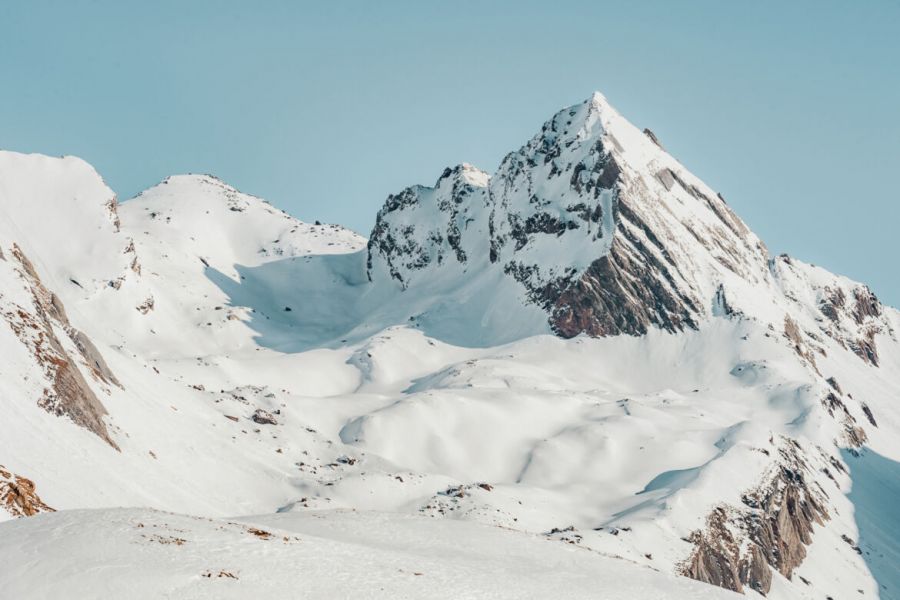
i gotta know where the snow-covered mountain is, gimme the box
[0,93,898,600]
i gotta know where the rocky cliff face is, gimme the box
[772,255,892,367]
[367,164,491,288]
[682,438,831,595]
[0,465,54,518]
[367,93,773,339]
[364,94,896,368]
[0,244,119,448]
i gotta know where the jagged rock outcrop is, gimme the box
[361,92,896,381]
[1,244,118,448]
[783,314,822,372]
[251,408,278,425]
[366,92,772,339]
[0,465,54,518]
[682,439,830,595]
[549,237,701,337]
[485,95,768,337]
[367,164,490,288]
[772,255,893,368]
[819,381,870,450]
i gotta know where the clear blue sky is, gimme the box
[1,1,898,304]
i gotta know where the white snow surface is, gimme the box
[0,507,742,600]
[0,93,899,600]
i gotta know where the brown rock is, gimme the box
[550,237,700,337]
[3,245,119,449]
[251,409,278,425]
[0,465,54,518]
[682,440,829,596]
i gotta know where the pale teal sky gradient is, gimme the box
[1,1,898,303]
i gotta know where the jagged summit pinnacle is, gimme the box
[584,90,619,123]
[588,89,610,107]
[437,163,490,188]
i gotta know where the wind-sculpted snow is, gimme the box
[0,93,898,599]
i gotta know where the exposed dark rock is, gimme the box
[105,197,121,232]
[136,296,155,314]
[682,440,829,596]
[643,128,664,149]
[841,534,863,554]
[782,315,820,371]
[251,409,278,425]
[842,420,867,449]
[502,261,576,312]
[0,465,55,518]
[444,485,466,498]
[809,281,885,367]
[819,287,846,324]
[714,284,738,317]
[851,287,881,324]
[367,189,420,285]
[549,237,700,338]
[367,166,483,285]
[570,163,588,193]
[851,330,879,366]
[446,221,466,263]
[861,403,878,427]
[683,506,748,593]
[565,202,602,225]
[3,245,119,449]
[818,384,868,448]
[822,392,848,417]
[783,315,802,347]
[507,212,577,251]
[594,150,621,190]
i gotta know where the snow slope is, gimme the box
[1,93,899,599]
[0,508,742,600]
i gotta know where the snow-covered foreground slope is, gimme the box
[0,508,741,600]
[1,93,899,599]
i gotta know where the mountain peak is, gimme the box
[584,90,619,126]
[437,163,490,189]
[2,92,898,600]
[136,173,251,201]
[457,163,490,187]
[365,92,772,342]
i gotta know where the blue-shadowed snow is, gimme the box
[842,448,900,600]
